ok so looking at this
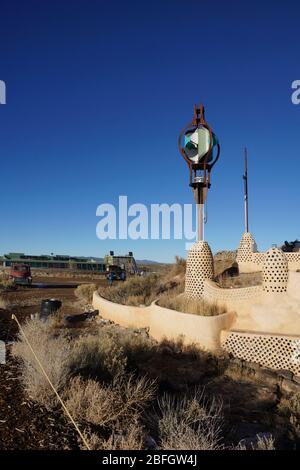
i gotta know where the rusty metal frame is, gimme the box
[178,104,220,189]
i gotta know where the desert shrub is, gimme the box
[213,251,237,278]
[69,330,127,380]
[45,322,153,380]
[117,328,153,354]
[12,318,153,407]
[154,390,223,450]
[125,294,146,306]
[99,275,160,306]
[217,272,262,289]
[81,418,145,450]
[278,392,300,437]
[278,392,300,417]
[160,257,186,290]
[74,324,155,373]
[12,318,72,409]
[253,434,275,450]
[65,375,156,429]
[0,297,7,309]
[75,283,97,303]
[158,292,226,316]
[170,256,186,276]
[236,434,275,450]
[0,278,14,291]
[110,326,156,370]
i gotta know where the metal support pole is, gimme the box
[194,186,205,241]
[243,148,249,233]
[197,203,204,241]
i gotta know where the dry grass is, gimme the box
[169,256,186,277]
[12,318,155,408]
[74,283,97,304]
[161,256,186,290]
[277,392,300,438]
[74,324,155,374]
[81,416,145,450]
[154,390,223,450]
[214,251,237,278]
[98,258,224,316]
[12,318,72,409]
[158,291,226,316]
[99,256,188,308]
[278,392,300,417]
[216,272,262,289]
[254,434,275,450]
[236,434,275,450]
[68,331,127,380]
[99,274,160,306]
[0,297,8,309]
[0,278,14,291]
[11,314,281,450]
[65,375,156,429]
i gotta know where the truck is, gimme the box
[106,265,126,281]
[9,264,32,285]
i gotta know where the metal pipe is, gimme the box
[198,203,204,241]
[243,148,249,233]
[194,186,205,241]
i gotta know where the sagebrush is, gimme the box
[12,318,72,408]
[75,283,97,303]
[98,275,161,306]
[154,390,223,450]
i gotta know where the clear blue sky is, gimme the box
[0,0,299,262]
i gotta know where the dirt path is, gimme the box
[0,277,107,342]
[0,286,78,342]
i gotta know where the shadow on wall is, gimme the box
[92,292,235,352]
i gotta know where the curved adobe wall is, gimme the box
[236,232,300,273]
[203,279,263,319]
[203,279,263,303]
[93,292,235,351]
[286,252,300,271]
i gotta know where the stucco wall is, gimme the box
[203,279,263,303]
[203,279,263,320]
[221,330,300,375]
[236,232,300,273]
[202,273,300,336]
[93,292,235,351]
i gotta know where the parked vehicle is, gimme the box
[106,265,126,281]
[9,264,32,285]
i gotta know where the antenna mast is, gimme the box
[243,148,249,233]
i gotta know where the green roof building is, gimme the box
[0,253,106,272]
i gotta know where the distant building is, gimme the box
[0,253,106,272]
[104,251,138,274]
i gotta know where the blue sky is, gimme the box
[0,0,299,262]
